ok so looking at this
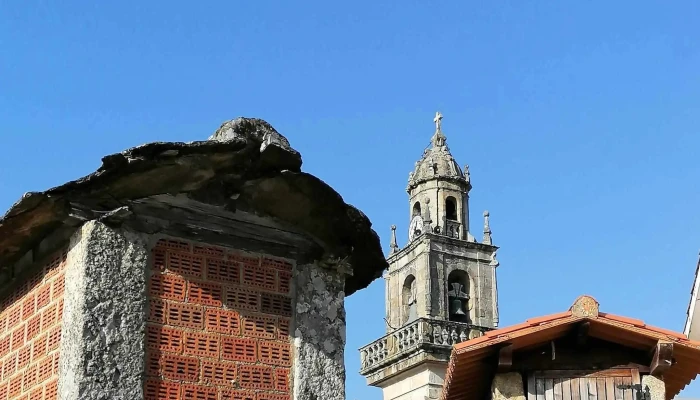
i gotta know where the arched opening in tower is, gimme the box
[447,270,470,324]
[402,275,418,324]
[445,196,457,221]
[412,202,422,217]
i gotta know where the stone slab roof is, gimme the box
[0,117,388,296]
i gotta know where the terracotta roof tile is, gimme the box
[526,311,572,326]
[644,324,688,341]
[484,322,531,338]
[599,312,645,327]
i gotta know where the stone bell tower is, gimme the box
[359,112,500,400]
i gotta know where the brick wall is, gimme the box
[0,250,66,400]
[145,239,293,400]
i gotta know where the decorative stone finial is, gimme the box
[483,210,492,245]
[464,164,470,183]
[570,295,599,318]
[390,225,399,254]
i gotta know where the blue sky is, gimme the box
[1,1,699,398]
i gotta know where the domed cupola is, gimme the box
[405,112,475,242]
[407,112,470,193]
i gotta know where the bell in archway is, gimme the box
[450,297,466,316]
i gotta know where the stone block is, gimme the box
[492,372,525,400]
[642,375,665,400]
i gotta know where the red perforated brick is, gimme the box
[146,325,183,353]
[201,360,236,385]
[155,239,191,252]
[152,248,167,271]
[144,379,180,400]
[44,379,58,399]
[148,300,166,324]
[0,315,6,335]
[241,314,277,339]
[29,386,43,400]
[183,332,220,358]
[23,364,37,391]
[26,314,41,341]
[17,344,31,369]
[145,351,161,377]
[161,353,199,382]
[42,303,58,329]
[262,257,293,271]
[25,271,42,293]
[205,309,239,335]
[36,285,51,309]
[229,252,259,266]
[46,326,61,351]
[21,295,36,320]
[278,318,290,338]
[181,384,217,400]
[52,352,60,373]
[11,326,25,351]
[44,254,63,278]
[52,275,65,299]
[258,394,291,400]
[242,264,276,291]
[7,306,22,329]
[149,274,186,301]
[167,252,204,278]
[220,389,256,400]
[278,271,292,294]
[188,281,223,306]
[167,303,204,329]
[31,334,47,360]
[258,341,291,366]
[9,374,22,398]
[225,287,260,312]
[37,356,53,383]
[193,244,225,258]
[206,259,240,284]
[261,293,292,317]
[57,298,64,321]
[0,381,7,400]
[4,356,17,380]
[238,364,274,389]
[275,368,290,392]
[221,337,257,363]
[0,335,10,357]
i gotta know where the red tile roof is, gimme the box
[442,295,700,400]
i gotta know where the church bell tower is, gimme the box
[359,112,500,400]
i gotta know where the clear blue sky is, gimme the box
[1,1,699,398]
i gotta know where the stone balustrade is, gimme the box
[358,318,489,374]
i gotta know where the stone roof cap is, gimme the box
[0,117,388,296]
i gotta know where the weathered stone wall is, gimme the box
[293,262,346,400]
[386,240,430,330]
[59,221,149,400]
[0,249,66,399]
[144,237,293,400]
[379,364,445,400]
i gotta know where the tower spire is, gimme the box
[483,211,492,245]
